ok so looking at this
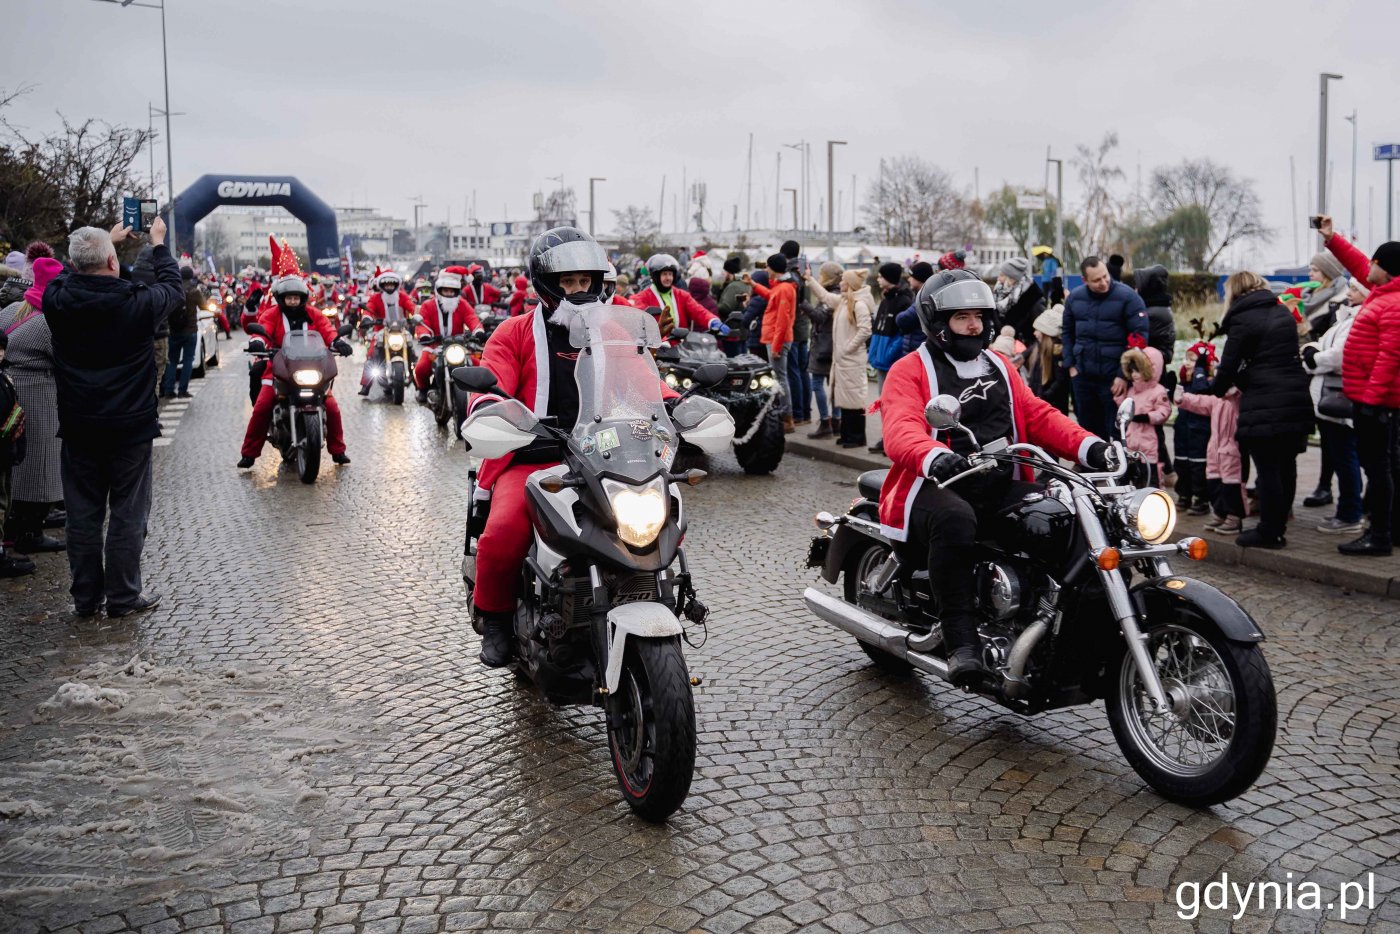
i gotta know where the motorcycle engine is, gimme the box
[975,561,1024,622]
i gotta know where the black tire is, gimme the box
[843,543,913,675]
[192,342,206,379]
[606,636,696,823]
[451,387,468,439]
[433,371,451,427]
[1106,614,1276,807]
[296,412,322,484]
[390,361,405,405]
[734,408,785,474]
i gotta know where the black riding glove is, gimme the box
[927,450,971,484]
[1301,344,1319,369]
[332,339,352,357]
[1085,440,1114,471]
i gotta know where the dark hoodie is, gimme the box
[687,276,719,315]
[1135,264,1176,364]
[742,270,769,353]
[43,243,182,447]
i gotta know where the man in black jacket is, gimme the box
[42,218,180,617]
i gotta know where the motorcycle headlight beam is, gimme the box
[1123,488,1176,545]
[443,344,468,367]
[758,374,776,389]
[292,368,321,387]
[602,477,668,548]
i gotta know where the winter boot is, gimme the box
[479,613,515,667]
[1338,532,1393,557]
[782,415,796,434]
[808,418,834,439]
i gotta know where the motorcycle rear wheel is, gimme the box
[1106,614,1275,806]
[844,543,914,675]
[297,412,321,484]
[606,636,695,823]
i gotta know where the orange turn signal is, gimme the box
[1185,537,1208,561]
[1094,547,1121,571]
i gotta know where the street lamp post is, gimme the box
[783,142,805,228]
[1344,111,1358,239]
[95,0,176,252]
[1046,151,1064,267]
[588,177,606,236]
[784,188,798,230]
[1318,72,1343,215]
[826,140,846,260]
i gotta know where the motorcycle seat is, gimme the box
[857,469,888,503]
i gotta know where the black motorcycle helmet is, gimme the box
[528,226,608,310]
[915,268,998,361]
[270,275,310,318]
[645,253,680,292]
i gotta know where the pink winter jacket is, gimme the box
[1176,389,1242,483]
[1112,346,1171,463]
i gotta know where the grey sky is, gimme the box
[8,0,1399,266]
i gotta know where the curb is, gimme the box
[787,437,1400,601]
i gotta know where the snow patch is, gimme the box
[37,682,131,714]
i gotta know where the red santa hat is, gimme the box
[268,235,304,278]
[693,249,707,259]
[435,269,463,291]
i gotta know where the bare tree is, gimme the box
[863,156,974,249]
[611,205,660,256]
[1071,132,1126,256]
[195,216,234,271]
[1149,158,1271,270]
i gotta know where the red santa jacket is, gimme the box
[631,284,718,336]
[877,345,1097,541]
[508,276,530,316]
[254,305,338,348]
[466,281,502,309]
[416,297,482,340]
[1327,233,1400,408]
[363,290,417,325]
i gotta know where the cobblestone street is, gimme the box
[2,351,1398,933]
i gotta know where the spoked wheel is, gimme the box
[296,412,322,484]
[433,373,451,427]
[844,544,914,675]
[1107,617,1276,806]
[606,637,695,823]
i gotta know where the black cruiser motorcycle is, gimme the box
[805,395,1276,806]
[244,322,351,484]
[454,302,735,821]
[657,326,785,474]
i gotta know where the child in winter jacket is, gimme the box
[1174,382,1245,534]
[1113,346,1172,484]
[1173,341,1216,514]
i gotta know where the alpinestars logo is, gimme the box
[957,378,999,403]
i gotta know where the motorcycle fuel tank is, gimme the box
[992,492,1077,567]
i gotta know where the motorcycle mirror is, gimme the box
[451,365,500,394]
[1116,398,1135,435]
[245,322,268,337]
[670,327,691,341]
[692,361,729,390]
[924,395,963,430]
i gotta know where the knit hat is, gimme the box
[1309,251,1345,282]
[23,257,62,310]
[878,262,903,286]
[722,255,742,275]
[1032,305,1063,338]
[780,240,801,259]
[937,250,967,270]
[1000,256,1031,281]
[990,326,1018,357]
[1348,278,1369,299]
[818,261,844,287]
[909,261,934,284]
[25,242,54,264]
[180,266,195,281]
[766,253,788,274]
[1372,242,1400,278]
[4,251,23,273]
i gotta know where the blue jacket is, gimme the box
[742,271,769,353]
[1062,280,1149,381]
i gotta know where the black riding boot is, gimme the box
[928,541,985,688]
[478,612,515,667]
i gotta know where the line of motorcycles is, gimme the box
[239,296,1278,822]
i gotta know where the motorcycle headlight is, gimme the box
[749,378,760,390]
[758,374,776,389]
[664,372,679,388]
[1123,488,1176,545]
[387,333,406,351]
[602,477,668,548]
[444,344,468,367]
[205,302,217,312]
[292,368,321,387]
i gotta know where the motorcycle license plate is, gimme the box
[806,535,831,568]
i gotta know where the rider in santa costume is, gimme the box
[629,252,723,339]
[464,263,502,311]
[237,239,353,468]
[357,268,417,394]
[412,266,484,403]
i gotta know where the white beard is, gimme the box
[548,303,580,330]
[438,295,460,315]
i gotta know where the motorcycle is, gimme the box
[358,312,414,404]
[657,326,785,474]
[244,322,349,484]
[454,302,735,822]
[804,395,1277,806]
[419,330,482,434]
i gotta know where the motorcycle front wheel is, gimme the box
[606,636,695,823]
[433,372,451,427]
[1106,615,1276,806]
[390,361,405,405]
[296,411,322,484]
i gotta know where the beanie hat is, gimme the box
[25,242,54,264]
[180,266,195,281]
[909,261,934,284]
[766,253,788,274]
[1000,256,1031,280]
[780,240,801,259]
[1372,242,1400,278]
[24,257,63,310]
[1309,251,1345,282]
[937,250,967,270]
[722,255,742,275]
[1349,278,1369,298]
[818,260,844,287]
[1032,305,1063,339]
[878,262,903,286]
[990,326,1018,357]
[4,251,24,273]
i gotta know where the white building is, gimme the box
[195,208,309,269]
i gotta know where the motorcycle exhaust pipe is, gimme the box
[804,588,949,681]
[1001,618,1048,699]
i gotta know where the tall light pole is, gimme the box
[826,140,846,259]
[1046,151,1064,266]
[784,142,804,228]
[1318,72,1343,215]
[147,102,183,194]
[774,151,781,233]
[1344,110,1358,239]
[784,188,798,230]
[588,177,606,236]
[95,0,176,252]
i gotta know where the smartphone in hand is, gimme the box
[122,197,159,233]
[1308,216,1323,230]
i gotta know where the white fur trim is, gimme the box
[1077,436,1097,466]
[530,310,549,414]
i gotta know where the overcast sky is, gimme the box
[9,0,1399,267]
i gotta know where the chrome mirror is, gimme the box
[925,395,964,430]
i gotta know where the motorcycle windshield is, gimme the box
[280,328,329,362]
[567,303,676,480]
